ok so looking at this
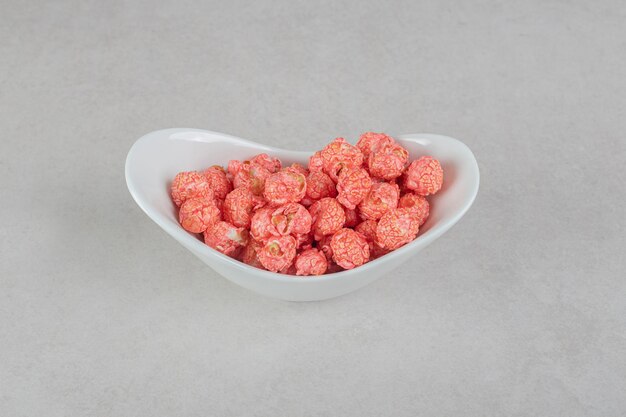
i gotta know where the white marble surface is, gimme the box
[1,1,625,416]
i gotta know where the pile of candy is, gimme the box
[170,132,443,276]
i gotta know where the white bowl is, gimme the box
[125,128,479,301]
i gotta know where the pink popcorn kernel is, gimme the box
[368,142,409,180]
[358,181,400,220]
[356,132,395,158]
[403,156,443,196]
[263,171,307,205]
[270,203,312,236]
[330,228,370,270]
[398,193,430,226]
[202,165,233,200]
[241,238,265,269]
[179,197,221,233]
[283,162,308,176]
[304,171,337,203]
[250,153,282,173]
[171,171,213,207]
[295,232,313,250]
[309,197,346,240]
[250,208,275,242]
[232,161,271,195]
[295,248,328,276]
[336,167,372,210]
[257,235,297,273]
[308,151,324,173]
[223,187,265,228]
[316,234,334,261]
[355,219,389,259]
[320,137,365,182]
[204,221,248,257]
[344,207,360,228]
[376,208,420,250]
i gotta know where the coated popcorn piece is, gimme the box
[316,234,334,261]
[376,208,420,250]
[398,193,430,226]
[303,171,337,204]
[358,181,400,220]
[171,171,213,207]
[179,197,221,233]
[263,171,307,205]
[250,153,282,173]
[257,235,297,273]
[223,187,265,228]
[336,167,372,210]
[344,207,360,228]
[308,197,346,240]
[283,163,308,176]
[308,151,324,172]
[270,203,312,236]
[241,238,265,269]
[232,161,271,195]
[202,165,233,200]
[403,156,443,196]
[355,219,389,259]
[295,232,313,250]
[368,143,409,180]
[250,207,275,242]
[295,248,328,276]
[204,221,248,257]
[330,228,370,270]
[356,132,395,158]
[320,137,364,182]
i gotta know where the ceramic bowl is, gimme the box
[125,128,479,301]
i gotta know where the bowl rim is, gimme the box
[125,128,480,283]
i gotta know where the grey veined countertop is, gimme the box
[1,1,625,416]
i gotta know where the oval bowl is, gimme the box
[125,128,479,301]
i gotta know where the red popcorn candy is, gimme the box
[336,167,372,210]
[241,238,265,269]
[403,156,443,196]
[179,197,221,233]
[358,181,400,220]
[398,193,430,226]
[344,207,360,228]
[250,207,275,242]
[376,208,420,250]
[295,232,314,250]
[308,151,324,172]
[250,153,282,173]
[263,171,307,205]
[320,137,364,182]
[355,219,389,259]
[356,132,395,158]
[231,161,271,195]
[316,234,333,261]
[202,165,233,200]
[330,228,370,270]
[295,248,328,276]
[171,171,213,207]
[223,187,265,228]
[303,171,337,205]
[283,162,308,176]
[204,221,248,257]
[309,197,346,240]
[270,203,312,236]
[368,143,409,180]
[257,235,297,273]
